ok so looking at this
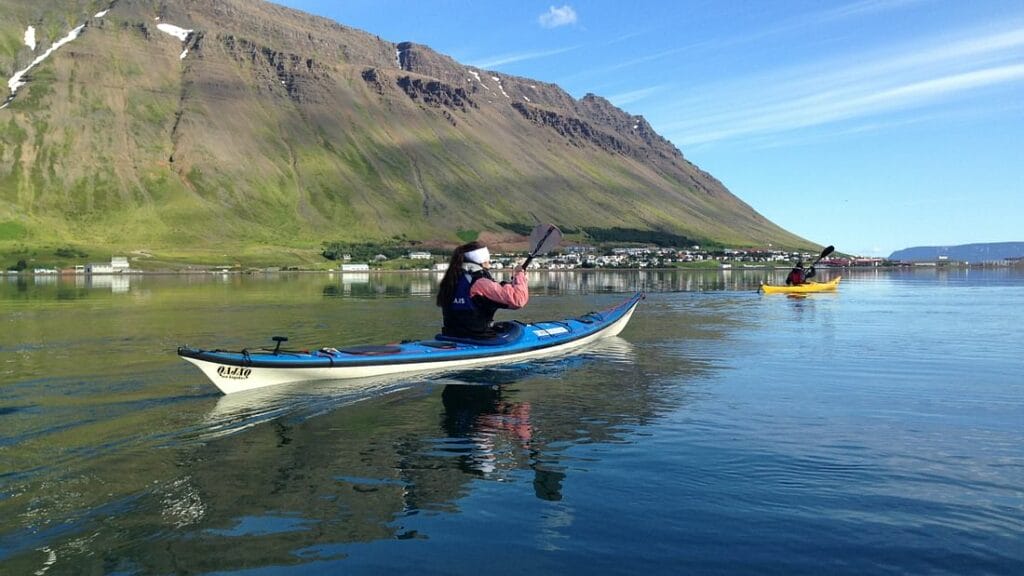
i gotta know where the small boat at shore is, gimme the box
[179,292,644,394]
[760,276,842,294]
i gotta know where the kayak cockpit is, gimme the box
[434,321,524,347]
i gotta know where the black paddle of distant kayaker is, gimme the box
[809,245,835,269]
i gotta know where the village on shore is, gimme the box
[5,245,1021,278]
[335,246,887,273]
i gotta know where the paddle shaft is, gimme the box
[807,245,835,269]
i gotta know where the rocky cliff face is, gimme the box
[0,0,809,261]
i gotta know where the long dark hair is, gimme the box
[436,241,486,307]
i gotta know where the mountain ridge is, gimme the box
[1,0,813,266]
[889,242,1024,263]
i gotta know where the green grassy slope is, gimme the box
[0,0,814,268]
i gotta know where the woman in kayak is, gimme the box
[785,260,816,286]
[436,241,528,338]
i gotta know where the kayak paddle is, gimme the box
[808,245,835,268]
[522,224,563,268]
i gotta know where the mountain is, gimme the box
[889,242,1024,263]
[1,0,812,266]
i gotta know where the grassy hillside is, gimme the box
[0,0,814,268]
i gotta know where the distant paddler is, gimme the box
[786,245,834,286]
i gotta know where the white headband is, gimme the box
[464,246,490,264]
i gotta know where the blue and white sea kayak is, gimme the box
[178,292,644,394]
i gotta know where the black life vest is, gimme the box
[441,269,506,337]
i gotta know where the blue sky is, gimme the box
[277,1,1023,257]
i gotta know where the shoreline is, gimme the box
[3,261,1021,278]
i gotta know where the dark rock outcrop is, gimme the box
[396,76,475,111]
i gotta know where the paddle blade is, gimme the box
[528,224,563,257]
[820,245,835,259]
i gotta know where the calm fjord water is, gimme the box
[1,269,1021,575]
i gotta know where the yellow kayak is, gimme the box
[760,276,842,294]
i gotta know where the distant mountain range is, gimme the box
[889,242,1024,263]
[0,0,813,266]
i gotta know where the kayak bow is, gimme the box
[760,276,842,294]
[179,292,644,394]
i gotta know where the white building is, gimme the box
[341,263,370,272]
[408,251,432,260]
[87,256,130,275]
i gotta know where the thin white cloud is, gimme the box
[658,24,1024,147]
[669,0,925,60]
[806,0,927,26]
[725,99,1024,152]
[608,86,662,107]
[539,5,578,29]
[576,46,691,79]
[563,1,922,86]
[469,45,579,69]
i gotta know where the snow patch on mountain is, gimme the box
[24,26,36,50]
[468,69,490,91]
[157,22,192,42]
[3,24,85,109]
[492,76,509,99]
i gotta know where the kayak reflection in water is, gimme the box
[436,241,528,339]
[441,384,565,501]
[785,260,816,286]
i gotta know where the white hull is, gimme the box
[185,304,637,394]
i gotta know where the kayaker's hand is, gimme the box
[512,259,526,275]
